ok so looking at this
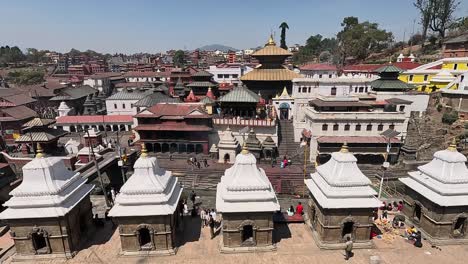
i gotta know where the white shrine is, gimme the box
[217,126,240,164]
[0,144,94,260]
[108,144,183,255]
[304,143,381,249]
[400,140,468,244]
[216,145,279,252]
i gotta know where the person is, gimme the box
[197,161,201,169]
[190,190,197,205]
[183,201,189,215]
[209,215,215,239]
[296,202,304,215]
[413,231,423,248]
[205,209,211,227]
[406,225,418,240]
[387,202,393,211]
[200,208,206,227]
[381,209,388,220]
[380,201,386,210]
[191,205,198,217]
[344,236,353,260]
[397,201,404,212]
[169,154,173,161]
[287,205,295,216]
[210,209,217,223]
[392,201,398,212]
[203,158,208,167]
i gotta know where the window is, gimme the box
[331,87,337,96]
[366,124,373,131]
[358,87,364,93]
[223,74,229,78]
[114,103,117,109]
[423,75,428,81]
[365,87,368,92]
[454,64,458,70]
[389,124,395,130]
[308,87,311,93]
[297,87,302,93]
[329,74,332,78]
[377,124,384,131]
[319,74,322,78]
[355,124,361,131]
[322,124,328,131]
[232,74,238,78]
[399,105,405,112]
[122,103,126,109]
[409,75,414,82]
[302,87,307,93]
[344,124,350,131]
[354,87,357,93]
[217,74,223,79]
[333,124,339,131]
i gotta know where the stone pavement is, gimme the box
[2,218,467,264]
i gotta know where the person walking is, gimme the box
[200,208,206,227]
[209,215,215,239]
[344,236,353,260]
[190,190,197,205]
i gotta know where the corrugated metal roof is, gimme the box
[107,89,151,100]
[317,136,401,144]
[375,65,402,73]
[200,96,216,104]
[133,92,180,107]
[240,68,302,81]
[51,85,97,100]
[134,124,212,131]
[1,94,36,106]
[192,70,213,77]
[444,33,468,44]
[22,118,56,128]
[15,128,67,143]
[2,105,37,120]
[218,86,260,103]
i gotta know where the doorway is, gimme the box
[414,204,422,222]
[279,103,290,120]
[31,232,48,254]
[138,228,152,250]
[453,217,467,237]
[224,153,230,163]
[342,222,354,238]
[241,225,254,246]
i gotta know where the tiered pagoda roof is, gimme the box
[218,127,239,151]
[216,145,280,213]
[371,64,416,91]
[305,143,381,209]
[218,85,260,103]
[262,136,276,150]
[400,140,468,206]
[245,129,262,152]
[109,145,182,217]
[0,145,94,219]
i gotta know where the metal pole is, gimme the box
[378,137,390,199]
[302,144,308,197]
[86,130,110,208]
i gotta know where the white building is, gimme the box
[105,89,152,115]
[122,71,168,83]
[272,87,294,120]
[83,72,125,93]
[217,127,240,164]
[208,63,254,85]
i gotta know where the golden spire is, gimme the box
[266,34,276,46]
[447,138,457,152]
[340,142,349,153]
[141,143,148,157]
[241,142,249,154]
[280,86,289,97]
[35,143,44,158]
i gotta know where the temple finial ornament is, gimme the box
[340,142,349,153]
[241,142,249,155]
[35,143,44,158]
[141,143,148,157]
[447,138,457,152]
[266,34,276,46]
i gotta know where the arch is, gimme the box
[119,124,125,131]
[70,126,76,132]
[242,225,254,243]
[154,143,161,152]
[105,125,112,131]
[195,144,203,154]
[84,125,89,130]
[187,144,195,153]
[179,144,187,153]
[91,125,97,129]
[452,213,468,238]
[224,153,230,163]
[135,224,154,250]
[112,125,118,131]
[77,125,83,132]
[265,150,271,158]
[98,125,104,131]
[162,143,169,153]
[29,227,51,254]
[279,102,290,109]
[170,143,178,153]
[145,143,153,152]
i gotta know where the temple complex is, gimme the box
[304,143,381,249]
[186,70,218,96]
[399,140,468,245]
[173,78,188,98]
[0,145,94,260]
[216,145,280,252]
[244,128,263,159]
[134,103,212,154]
[240,35,302,99]
[108,144,183,255]
[217,126,240,164]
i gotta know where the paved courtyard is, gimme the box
[2,218,467,264]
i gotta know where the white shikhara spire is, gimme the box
[216,144,280,213]
[305,143,382,209]
[400,139,468,206]
[108,144,182,217]
[0,144,94,219]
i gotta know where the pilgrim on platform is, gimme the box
[217,126,240,164]
[0,144,94,260]
[304,143,381,249]
[400,139,468,245]
[216,144,280,252]
[108,144,183,255]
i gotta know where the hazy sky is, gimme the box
[1,0,467,54]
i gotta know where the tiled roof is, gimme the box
[370,79,415,90]
[87,72,123,79]
[393,62,421,70]
[317,136,401,144]
[1,94,36,106]
[186,81,217,87]
[55,115,133,124]
[240,68,302,81]
[343,64,381,72]
[144,103,207,117]
[133,92,180,107]
[200,96,216,104]
[107,89,151,100]
[50,85,97,100]
[251,45,292,57]
[15,128,68,143]
[444,33,468,44]
[192,70,213,77]
[122,71,166,78]
[300,63,337,71]
[385,98,413,105]
[134,124,212,131]
[22,118,56,128]
[375,65,403,73]
[218,86,260,103]
[1,105,37,120]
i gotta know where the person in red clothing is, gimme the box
[296,202,304,215]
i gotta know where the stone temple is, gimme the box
[108,144,183,255]
[304,143,381,249]
[0,145,94,261]
[400,140,468,245]
[216,144,280,252]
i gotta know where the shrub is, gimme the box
[442,111,459,125]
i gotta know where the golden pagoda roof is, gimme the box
[251,36,292,57]
[240,68,302,81]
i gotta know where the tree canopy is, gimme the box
[7,70,45,85]
[0,46,26,66]
[173,50,186,67]
[293,34,337,65]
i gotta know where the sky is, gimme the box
[1,0,467,54]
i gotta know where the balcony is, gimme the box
[305,107,406,122]
[213,117,276,127]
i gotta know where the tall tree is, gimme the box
[414,0,434,47]
[279,22,289,49]
[173,50,186,68]
[429,0,460,42]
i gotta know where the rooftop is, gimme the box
[55,115,133,124]
[218,85,260,103]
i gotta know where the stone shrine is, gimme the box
[304,143,381,249]
[108,144,183,255]
[400,140,468,245]
[0,145,94,261]
[217,127,240,164]
[244,128,263,159]
[216,145,280,252]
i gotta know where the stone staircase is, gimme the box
[278,120,302,161]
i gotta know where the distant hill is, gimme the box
[198,44,238,52]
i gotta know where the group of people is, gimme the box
[200,208,219,239]
[286,202,304,216]
[187,157,209,169]
[379,200,404,220]
[406,225,423,247]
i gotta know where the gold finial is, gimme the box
[141,143,148,157]
[266,34,276,46]
[35,143,44,158]
[447,138,457,152]
[340,142,349,153]
[241,142,249,154]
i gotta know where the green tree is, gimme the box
[173,50,186,68]
[279,22,289,49]
[414,0,434,47]
[7,70,45,85]
[429,0,460,42]
[292,35,338,65]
